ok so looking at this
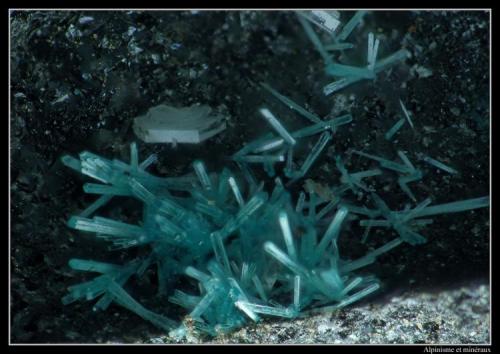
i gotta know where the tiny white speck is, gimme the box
[78,16,94,25]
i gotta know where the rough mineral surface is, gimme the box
[145,283,489,344]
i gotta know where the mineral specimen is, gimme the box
[133,104,226,144]
[60,10,489,340]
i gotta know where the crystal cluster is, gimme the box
[60,11,489,339]
[297,10,410,96]
[61,92,488,338]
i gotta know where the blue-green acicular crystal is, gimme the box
[59,11,489,338]
[260,83,322,124]
[259,108,297,146]
[385,118,406,140]
[400,99,415,129]
[420,154,458,175]
[337,10,367,42]
[325,42,354,51]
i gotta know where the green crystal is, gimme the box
[259,108,297,146]
[337,10,367,42]
[420,155,458,175]
[260,83,322,124]
[325,42,354,51]
[297,13,334,67]
[326,63,376,79]
[385,118,406,140]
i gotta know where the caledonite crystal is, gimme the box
[59,10,489,340]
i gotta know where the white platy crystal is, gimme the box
[133,104,226,144]
[299,10,341,34]
[78,16,94,24]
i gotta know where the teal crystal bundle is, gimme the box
[61,97,488,338]
[60,11,489,339]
